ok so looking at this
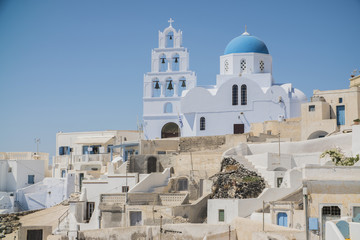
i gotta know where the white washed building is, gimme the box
[143,20,307,139]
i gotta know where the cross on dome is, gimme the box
[242,24,250,36]
[168,18,174,27]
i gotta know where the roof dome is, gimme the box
[224,32,269,55]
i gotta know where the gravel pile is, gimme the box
[210,157,265,199]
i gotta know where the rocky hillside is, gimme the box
[210,157,265,199]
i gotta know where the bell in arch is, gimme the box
[167,81,173,90]
[161,58,165,64]
[174,57,178,63]
[154,81,160,89]
[181,80,186,88]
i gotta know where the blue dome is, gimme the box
[224,33,269,55]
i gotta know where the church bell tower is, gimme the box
[143,19,197,139]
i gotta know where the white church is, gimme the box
[143,19,307,139]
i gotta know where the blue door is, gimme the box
[336,105,345,125]
[277,212,288,227]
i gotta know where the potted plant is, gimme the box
[354,119,360,125]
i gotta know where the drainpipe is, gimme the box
[303,186,309,240]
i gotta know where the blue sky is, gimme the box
[0,0,359,158]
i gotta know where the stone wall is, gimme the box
[179,134,247,152]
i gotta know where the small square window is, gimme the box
[339,98,343,103]
[8,167,12,173]
[122,186,129,193]
[218,209,225,222]
[309,105,315,112]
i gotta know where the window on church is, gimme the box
[241,84,247,105]
[164,102,173,113]
[172,53,179,71]
[260,60,265,72]
[166,31,174,48]
[240,59,246,71]
[232,85,238,105]
[178,77,186,96]
[224,60,229,72]
[200,117,205,131]
[165,79,174,97]
[159,54,167,72]
[152,79,161,97]
[309,105,315,112]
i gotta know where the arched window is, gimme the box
[172,53,179,71]
[178,77,186,96]
[152,78,161,97]
[240,59,246,71]
[166,31,174,48]
[241,84,247,105]
[232,85,238,105]
[164,102,173,113]
[165,78,174,97]
[159,54,167,72]
[200,117,205,131]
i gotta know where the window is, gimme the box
[260,60,265,72]
[232,85,238,105]
[240,59,246,71]
[200,117,206,131]
[218,209,225,222]
[59,146,70,155]
[61,170,66,178]
[177,178,188,191]
[122,186,129,192]
[277,177,283,187]
[339,98,343,103]
[322,206,341,216]
[224,60,229,72]
[164,102,173,113]
[8,167,12,173]
[28,175,35,184]
[86,202,95,221]
[309,105,315,112]
[152,79,161,97]
[107,144,113,153]
[82,145,101,154]
[241,84,247,105]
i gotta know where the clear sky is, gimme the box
[0,0,359,158]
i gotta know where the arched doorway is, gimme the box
[161,122,180,138]
[147,157,157,173]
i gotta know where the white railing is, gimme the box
[159,193,188,206]
[53,153,113,165]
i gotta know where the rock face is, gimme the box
[0,210,37,236]
[210,157,265,199]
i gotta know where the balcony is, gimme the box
[53,153,115,166]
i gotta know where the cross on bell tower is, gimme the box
[168,18,174,27]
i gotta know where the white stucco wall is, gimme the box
[0,160,44,192]
[352,125,360,156]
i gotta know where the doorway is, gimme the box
[161,122,180,138]
[147,157,157,173]
[130,211,142,226]
[27,229,43,240]
[234,124,244,134]
[336,105,345,125]
[321,206,341,240]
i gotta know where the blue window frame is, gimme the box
[277,212,288,227]
[28,175,35,184]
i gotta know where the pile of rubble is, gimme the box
[210,157,265,199]
[0,213,21,237]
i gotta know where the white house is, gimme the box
[143,20,307,139]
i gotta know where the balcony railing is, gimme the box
[53,153,115,165]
